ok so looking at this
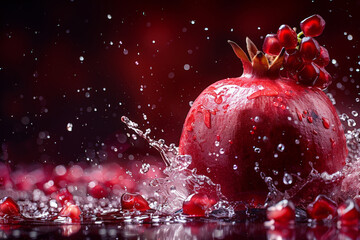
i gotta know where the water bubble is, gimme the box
[254,116,260,122]
[189,101,194,107]
[131,134,138,140]
[123,49,128,55]
[295,139,300,144]
[272,170,278,175]
[79,56,84,62]
[233,164,238,170]
[107,14,112,19]
[184,64,190,71]
[347,34,353,41]
[219,148,225,154]
[140,163,150,174]
[206,168,211,173]
[214,141,220,147]
[352,111,358,117]
[66,123,73,132]
[347,119,357,127]
[277,143,285,152]
[283,173,293,185]
[254,147,261,153]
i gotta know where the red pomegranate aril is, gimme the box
[182,193,217,217]
[314,67,332,90]
[300,14,326,37]
[59,202,81,221]
[263,34,282,56]
[307,195,337,220]
[0,197,21,217]
[314,46,330,67]
[284,49,303,73]
[267,200,295,223]
[56,188,73,206]
[121,193,150,211]
[297,62,320,85]
[300,37,321,62]
[277,24,298,49]
[337,199,360,226]
[87,181,108,199]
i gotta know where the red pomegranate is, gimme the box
[178,16,347,204]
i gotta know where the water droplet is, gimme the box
[206,168,211,173]
[295,139,300,144]
[79,56,84,62]
[189,101,193,107]
[140,163,150,174]
[214,141,220,147]
[272,170,278,175]
[283,173,293,185]
[219,148,225,154]
[66,123,73,132]
[184,64,190,70]
[107,14,112,19]
[322,117,330,129]
[254,116,260,122]
[233,164,238,170]
[348,119,357,127]
[352,111,358,117]
[277,143,285,152]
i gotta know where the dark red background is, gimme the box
[0,0,359,166]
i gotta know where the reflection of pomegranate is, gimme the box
[179,16,347,203]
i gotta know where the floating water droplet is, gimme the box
[254,116,260,122]
[189,101,193,107]
[214,141,220,147]
[184,64,190,70]
[66,123,73,132]
[140,163,150,174]
[352,111,358,117]
[272,170,278,175]
[348,119,357,127]
[206,168,211,173]
[283,173,293,185]
[107,14,112,19]
[295,139,300,144]
[277,143,285,152]
[233,164,238,170]
[254,147,261,153]
[79,56,84,62]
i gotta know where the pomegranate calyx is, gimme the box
[227,40,252,75]
[268,48,286,77]
[246,37,258,60]
[252,51,269,76]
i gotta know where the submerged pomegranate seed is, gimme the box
[277,24,298,49]
[56,188,73,206]
[337,199,360,226]
[314,68,332,90]
[0,197,21,217]
[59,202,81,221]
[300,37,321,62]
[121,193,150,211]
[182,193,217,217]
[314,46,330,67]
[263,34,282,56]
[297,62,320,85]
[307,195,337,220]
[300,14,326,37]
[266,200,295,223]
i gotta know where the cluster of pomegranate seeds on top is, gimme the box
[263,14,331,89]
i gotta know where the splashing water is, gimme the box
[121,116,232,215]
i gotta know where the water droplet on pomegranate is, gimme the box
[219,148,225,154]
[283,173,293,185]
[322,117,330,129]
[214,141,220,147]
[295,139,300,144]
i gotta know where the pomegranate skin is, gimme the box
[179,76,347,203]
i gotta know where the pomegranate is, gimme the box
[121,193,151,211]
[59,202,81,221]
[266,200,295,224]
[0,197,21,217]
[182,193,217,217]
[179,16,347,203]
[307,195,337,220]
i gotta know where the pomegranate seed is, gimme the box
[0,197,21,217]
[277,24,298,49]
[284,49,303,74]
[56,188,73,206]
[300,14,326,37]
[59,202,81,221]
[337,199,360,226]
[314,46,330,67]
[121,193,150,211]
[307,195,337,220]
[296,62,320,85]
[266,199,295,223]
[314,67,332,90]
[182,193,217,217]
[300,37,321,62]
[263,34,282,56]
[87,181,108,199]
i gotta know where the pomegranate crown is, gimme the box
[228,14,332,90]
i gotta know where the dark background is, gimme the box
[0,0,359,166]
